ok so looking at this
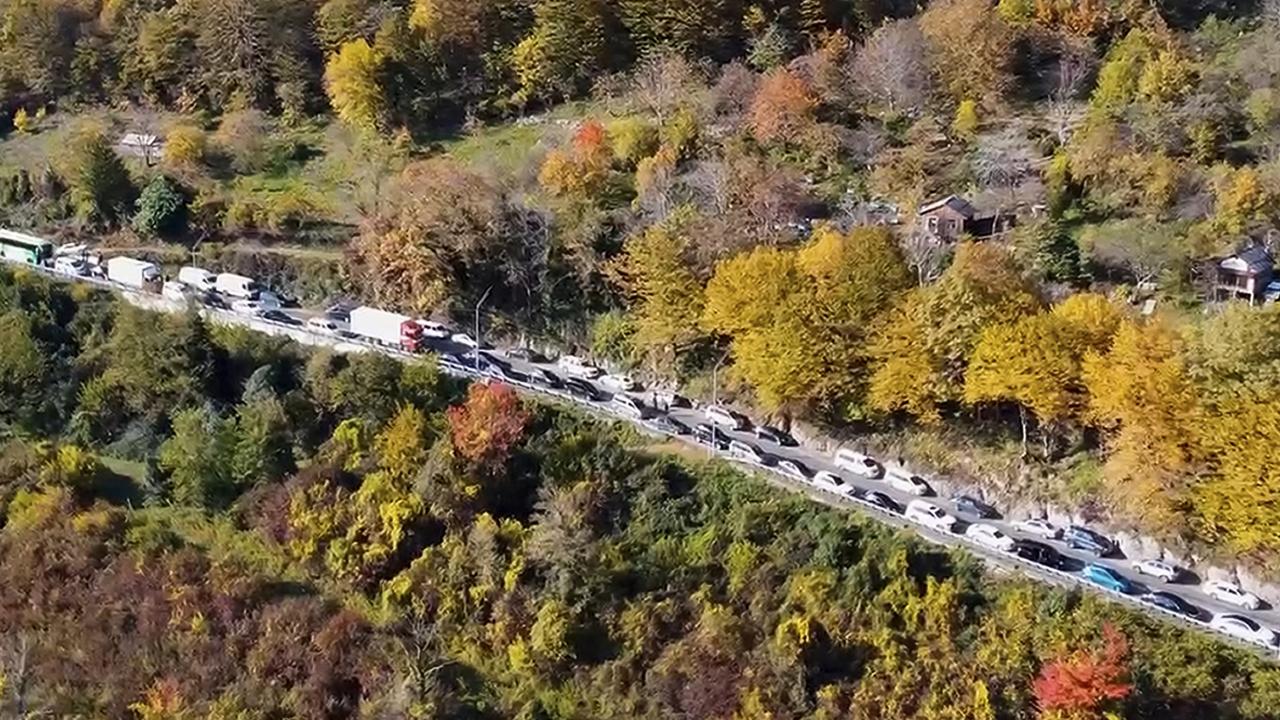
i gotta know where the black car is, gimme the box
[533,368,565,389]
[859,490,902,514]
[564,378,604,402]
[506,346,548,363]
[262,309,302,326]
[1142,591,1201,619]
[755,425,798,447]
[200,292,230,310]
[1012,539,1065,569]
[664,393,693,409]
[694,423,730,450]
[483,362,518,381]
[952,494,998,519]
[645,415,690,435]
[468,350,509,371]
[268,290,300,308]
[1064,525,1118,557]
[438,353,469,371]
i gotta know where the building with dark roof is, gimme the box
[918,195,1014,243]
[1215,245,1274,305]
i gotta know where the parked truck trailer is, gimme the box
[348,306,426,353]
[105,257,160,290]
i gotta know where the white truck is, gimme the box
[348,306,426,353]
[178,266,217,292]
[105,257,160,290]
[215,272,260,299]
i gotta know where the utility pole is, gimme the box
[709,350,730,458]
[474,285,492,374]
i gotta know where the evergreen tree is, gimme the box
[64,131,136,227]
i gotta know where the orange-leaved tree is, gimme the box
[447,382,531,473]
[1033,624,1132,719]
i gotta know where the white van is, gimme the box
[215,272,260,299]
[178,266,217,292]
[833,448,884,478]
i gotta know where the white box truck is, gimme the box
[349,306,425,353]
[178,266,217,292]
[106,257,160,290]
[215,272,260,299]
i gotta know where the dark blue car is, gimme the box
[1142,591,1201,619]
[1065,525,1118,557]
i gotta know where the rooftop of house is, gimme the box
[119,132,162,147]
[918,195,976,218]
[1219,245,1275,276]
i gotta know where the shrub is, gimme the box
[164,124,208,167]
[133,175,189,238]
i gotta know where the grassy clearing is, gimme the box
[0,107,188,172]
[441,102,595,174]
[99,455,147,484]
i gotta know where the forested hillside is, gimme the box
[5,1,1280,713]
[3,267,1280,718]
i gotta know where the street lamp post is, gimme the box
[709,350,730,457]
[474,286,492,374]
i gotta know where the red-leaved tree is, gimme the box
[1033,623,1133,718]
[447,382,530,472]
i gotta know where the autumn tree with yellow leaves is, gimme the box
[703,226,910,420]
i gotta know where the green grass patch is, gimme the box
[442,102,597,173]
[99,455,147,483]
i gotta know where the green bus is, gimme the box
[0,229,53,266]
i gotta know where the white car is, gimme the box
[964,523,1016,552]
[888,473,932,496]
[451,331,480,348]
[231,299,265,316]
[418,320,450,339]
[905,500,957,532]
[161,281,189,302]
[728,439,767,464]
[1203,580,1264,610]
[54,256,89,276]
[812,471,855,497]
[600,373,637,391]
[775,459,810,481]
[1013,518,1061,540]
[257,290,288,308]
[609,394,645,419]
[306,317,340,334]
[705,405,746,430]
[1132,559,1182,584]
[1210,614,1278,646]
[558,355,602,379]
[833,448,884,478]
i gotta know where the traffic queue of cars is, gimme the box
[673,404,1280,649]
[30,247,1280,653]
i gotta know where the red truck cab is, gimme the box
[400,320,426,353]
